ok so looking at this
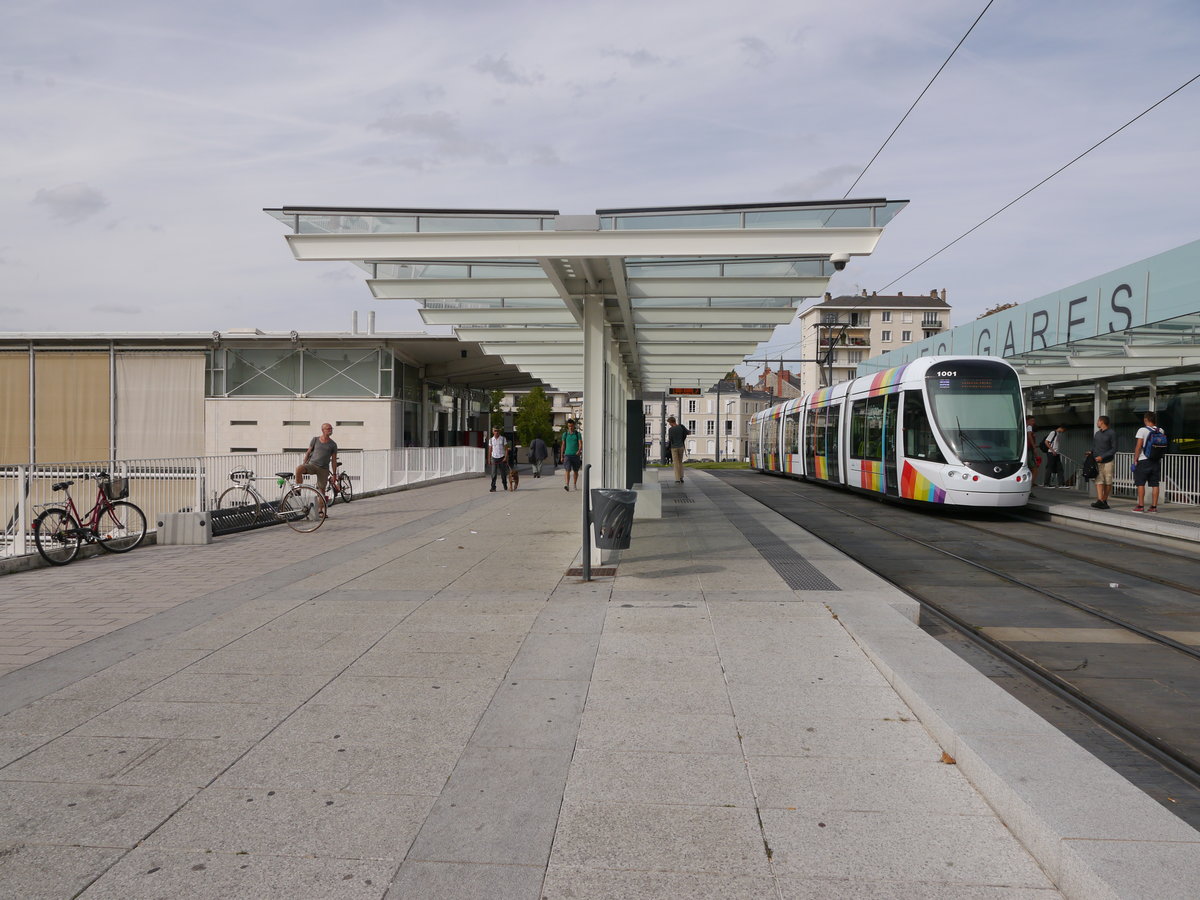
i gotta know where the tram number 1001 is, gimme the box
[936,370,957,377]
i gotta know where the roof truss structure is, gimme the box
[268,200,907,393]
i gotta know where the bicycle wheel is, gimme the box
[217,485,262,524]
[96,500,148,553]
[279,485,326,533]
[34,508,81,565]
[336,471,354,503]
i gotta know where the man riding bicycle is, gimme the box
[295,422,339,495]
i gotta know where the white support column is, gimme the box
[582,294,608,566]
[1094,382,1108,418]
[1147,376,1157,412]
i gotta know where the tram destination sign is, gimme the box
[668,387,702,395]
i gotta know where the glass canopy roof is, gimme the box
[266,200,908,392]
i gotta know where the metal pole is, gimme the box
[582,463,592,581]
[715,383,721,463]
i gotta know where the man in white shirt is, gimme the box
[1042,425,1065,488]
[1132,411,1163,512]
[488,427,510,492]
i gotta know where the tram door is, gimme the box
[883,393,900,496]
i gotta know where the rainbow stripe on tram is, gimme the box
[901,462,947,503]
[808,386,834,408]
[859,460,884,493]
[811,455,829,480]
[866,364,909,396]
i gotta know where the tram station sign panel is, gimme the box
[858,237,1200,371]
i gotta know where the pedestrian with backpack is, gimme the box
[1041,425,1066,488]
[1132,411,1167,512]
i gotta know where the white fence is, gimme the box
[0,447,485,560]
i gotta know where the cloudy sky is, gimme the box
[3,0,1198,373]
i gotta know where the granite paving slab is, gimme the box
[71,699,296,742]
[144,786,433,860]
[215,737,460,796]
[0,780,196,848]
[79,846,396,899]
[405,746,571,867]
[761,808,1056,888]
[385,860,544,900]
[541,866,776,900]
[1,735,253,787]
[564,748,756,807]
[0,845,124,900]
[548,800,771,876]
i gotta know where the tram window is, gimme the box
[827,406,841,458]
[903,391,945,463]
[784,415,799,455]
[865,397,884,459]
[850,399,867,459]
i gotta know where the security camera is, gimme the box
[830,252,851,272]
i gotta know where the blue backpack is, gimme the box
[1145,426,1169,460]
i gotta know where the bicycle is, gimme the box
[332,464,354,504]
[312,461,353,507]
[33,471,148,566]
[216,470,326,533]
[293,462,354,509]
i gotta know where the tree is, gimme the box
[977,302,1018,319]
[514,386,553,445]
[488,389,506,430]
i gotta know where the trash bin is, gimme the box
[591,488,637,549]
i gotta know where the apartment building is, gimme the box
[798,290,951,390]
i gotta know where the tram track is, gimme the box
[952,508,1200,598]
[713,470,1200,826]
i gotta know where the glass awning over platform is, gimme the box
[266,200,908,393]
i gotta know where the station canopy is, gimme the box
[266,200,908,393]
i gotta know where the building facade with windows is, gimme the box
[797,290,951,390]
[0,330,535,466]
[642,383,775,463]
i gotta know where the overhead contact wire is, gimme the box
[841,0,995,199]
[881,70,1200,290]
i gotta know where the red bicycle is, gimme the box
[33,471,147,566]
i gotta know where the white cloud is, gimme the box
[0,0,1196,349]
[472,54,541,86]
[32,183,109,222]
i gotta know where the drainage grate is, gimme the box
[726,511,840,590]
[566,567,617,576]
[691,483,839,591]
[673,497,695,504]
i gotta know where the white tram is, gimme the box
[749,357,1032,508]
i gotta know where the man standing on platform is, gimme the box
[667,415,690,484]
[561,420,582,491]
[488,427,510,492]
[1090,416,1117,510]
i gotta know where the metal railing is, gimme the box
[1111,452,1200,505]
[1,447,484,560]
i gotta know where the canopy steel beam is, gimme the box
[369,278,560,299]
[421,308,577,326]
[287,227,885,262]
[629,308,797,326]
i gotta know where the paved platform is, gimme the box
[1025,484,1200,547]
[0,471,1197,899]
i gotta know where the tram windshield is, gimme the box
[925,362,1023,463]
